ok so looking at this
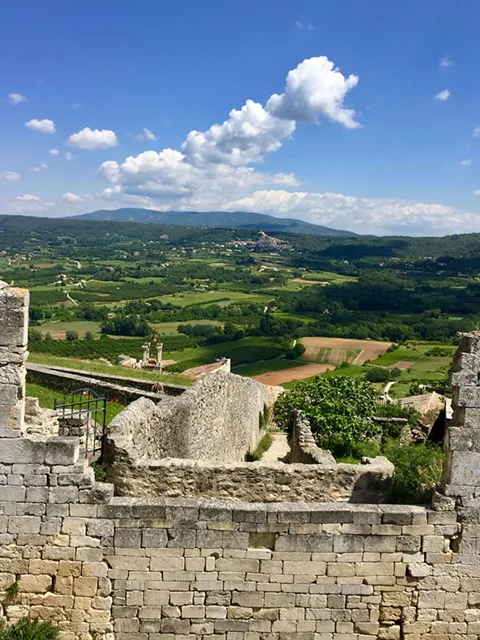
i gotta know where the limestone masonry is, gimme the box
[3,282,480,640]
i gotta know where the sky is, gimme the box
[1,0,480,236]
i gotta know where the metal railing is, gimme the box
[54,388,107,462]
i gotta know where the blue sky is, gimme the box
[1,0,480,235]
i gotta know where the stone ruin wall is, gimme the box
[4,283,480,639]
[106,409,394,503]
[105,370,275,467]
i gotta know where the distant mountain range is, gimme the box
[73,208,357,237]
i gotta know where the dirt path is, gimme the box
[252,362,335,385]
[262,433,289,463]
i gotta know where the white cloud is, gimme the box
[65,152,76,161]
[72,103,81,109]
[49,149,60,156]
[0,171,20,180]
[67,127,118,150]
[266,56,360,128]
[30,163,48,173]
[16,194,40,202]
[62,192,84,203]
[25,118,56,134]
[224,189,480,236]
[294,20,314,31]
[473,126,480,138]
[434,89,450,101]
[9,194,54,214]
[439,56,454,68]
[136,128,156,141]
[8,93,26,105]
[183,100,296,166]
[460,159,472,166]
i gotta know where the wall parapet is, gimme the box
[106,454,394,503]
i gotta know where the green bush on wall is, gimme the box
[0,618,58,640]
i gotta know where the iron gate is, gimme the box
[54,388,107,461]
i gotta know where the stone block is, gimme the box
[275,534,333,553]
[449,450,480,486]
[0,438,46,464]
[45,438,80,466]
[115,529,142,548]
[142,528,168,548]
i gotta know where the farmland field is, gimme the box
[38,320,101,339]
[232,358,307,377]
[252,362,335,385]
[151,320,223,335]
[152,290,272,307]
[300,337,392,365]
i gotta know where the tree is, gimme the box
[285,342,306,359]
[365,367,390,383]
[84,331,95,341]
[65,330,79,341]
[28,328,43,341]
[274,376,381,452]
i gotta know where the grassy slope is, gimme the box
[27,353,193,386]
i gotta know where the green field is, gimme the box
[233,358,307,377]
[38,320,101,338]
[152,320,223,334]
[157,290,272,307]
[27,353,193,387]
[166,336,288,371]
[304,271,357,283]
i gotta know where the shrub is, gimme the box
[382,441,445,504]
[92,462,107,482]
[0,618,58,640]
[274,376,381,453]
[65,330,79,341]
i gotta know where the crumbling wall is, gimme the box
[106,370,270,467]
[286,410,337,464]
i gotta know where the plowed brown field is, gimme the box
[301,337,392,366]
[252,363,335,385]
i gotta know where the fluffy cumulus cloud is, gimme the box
[136,128,156,141]
[0,171,20,180]
[25,119,56,134]
[183,100,296,166]
[434,89,450,101]
[67,127,117,150]
[461,159,472,166]
[49,149,59,156]
[61,192,84,203]
[266,56,360,127]
[65,152,76,161]
[8,93,26,105]
[474,126,480,138]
